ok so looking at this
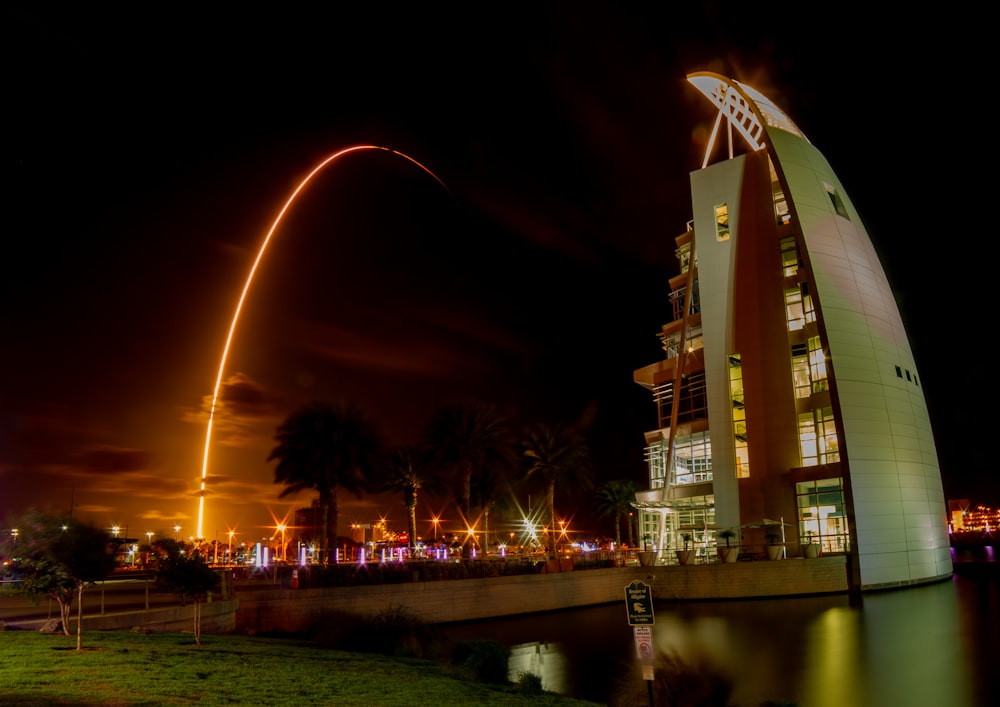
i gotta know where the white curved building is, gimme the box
[632,72,951,591]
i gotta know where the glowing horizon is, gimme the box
[196,145,451,538]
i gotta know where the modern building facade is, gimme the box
[632,72,951,591]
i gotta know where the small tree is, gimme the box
[0,509,117,649]
[156,550,220,645]
[718,528,736,548]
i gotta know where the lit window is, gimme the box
[796,479,850,553]
[808,335,828,393]
[729,353,749,478]
[779,237,798,277]
[791,344,811,399]
[714,204,730,242]
[798,408,839,466]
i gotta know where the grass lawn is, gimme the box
[0,629,602,706]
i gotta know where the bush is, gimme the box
[450,639,509,684]
[514,670,543,695]
[305,605,444,659]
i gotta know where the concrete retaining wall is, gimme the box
[235,556,850,634]
[72,598,238,634]
[13,557,854,636]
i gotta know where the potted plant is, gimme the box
[802,531,820,558]
[638,535,657,566]
[717,528,739,563]
[765,531,783,560]
[675,533,694,565]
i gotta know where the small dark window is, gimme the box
[905,370,912,382]
[895,366,902,378]
[825,183,850,220]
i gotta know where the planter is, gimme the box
[718,547,739,563]
[675,549,695,565]
[766,545,784,561]
[802,544,820,558]
[638,551,658,566]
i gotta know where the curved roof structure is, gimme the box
[687,72,808,166]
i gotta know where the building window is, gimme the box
[645,443,667,490]
[791,344,811,399]
[824,183,850,220]
[808,335,828,393]
[654,368,707,428]
[645,433,714,490]
[729,353,750,478]
[779,236,799,277]
[784,287,805,331]
[714,204,730,242]
[671,432,713,486]
[669,283,700,321]
[798,407,839,466]
[796,478,850,553]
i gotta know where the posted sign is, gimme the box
[624,580,654,626]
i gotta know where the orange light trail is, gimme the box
[196,145,451,538]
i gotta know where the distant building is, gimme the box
[632,72,951,592]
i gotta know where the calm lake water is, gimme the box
[442,561,999,706]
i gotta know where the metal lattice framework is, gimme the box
[687,72,808,167]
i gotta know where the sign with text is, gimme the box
[624,580,655,626]
[633,625,655,680]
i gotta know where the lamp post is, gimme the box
[174,525,181,540]
[432,516,440,542]
[228,530,235,565]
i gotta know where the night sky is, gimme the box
[3,4,994,544]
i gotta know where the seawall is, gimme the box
[12,556,872,635]
[235,556,850,634]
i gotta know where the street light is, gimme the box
[228,530,236,565]
[432,516,440,542]
[276,524,287,562]
[112,526,120,538]
[174,525,181,540]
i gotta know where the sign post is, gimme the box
[625,580,656,688]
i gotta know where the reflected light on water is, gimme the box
[803,607,861,707]
[447,576,994,706]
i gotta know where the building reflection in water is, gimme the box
[445,575,993,706]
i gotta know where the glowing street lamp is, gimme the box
[432,516,440,542]
[228,530,236,565]
[112,526,120,538]
[276,524,287,562]
[174,525,181,539]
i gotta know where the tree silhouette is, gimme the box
[522,422,594,559]
[595,479,640,547]
[0,509,117,649]
[423,400,516,530]
[155,544,221,645]
[383,445,444,552]
[269,401,385,563]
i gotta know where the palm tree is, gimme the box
[383,445,444,552]
[422,400,516,527]
[595,478,640,547]
[268,400,385,563]
[470,463,517,553]
[522,422,594,558]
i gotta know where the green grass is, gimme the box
[0,629,601,706]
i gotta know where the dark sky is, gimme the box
[2,4,994,545]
